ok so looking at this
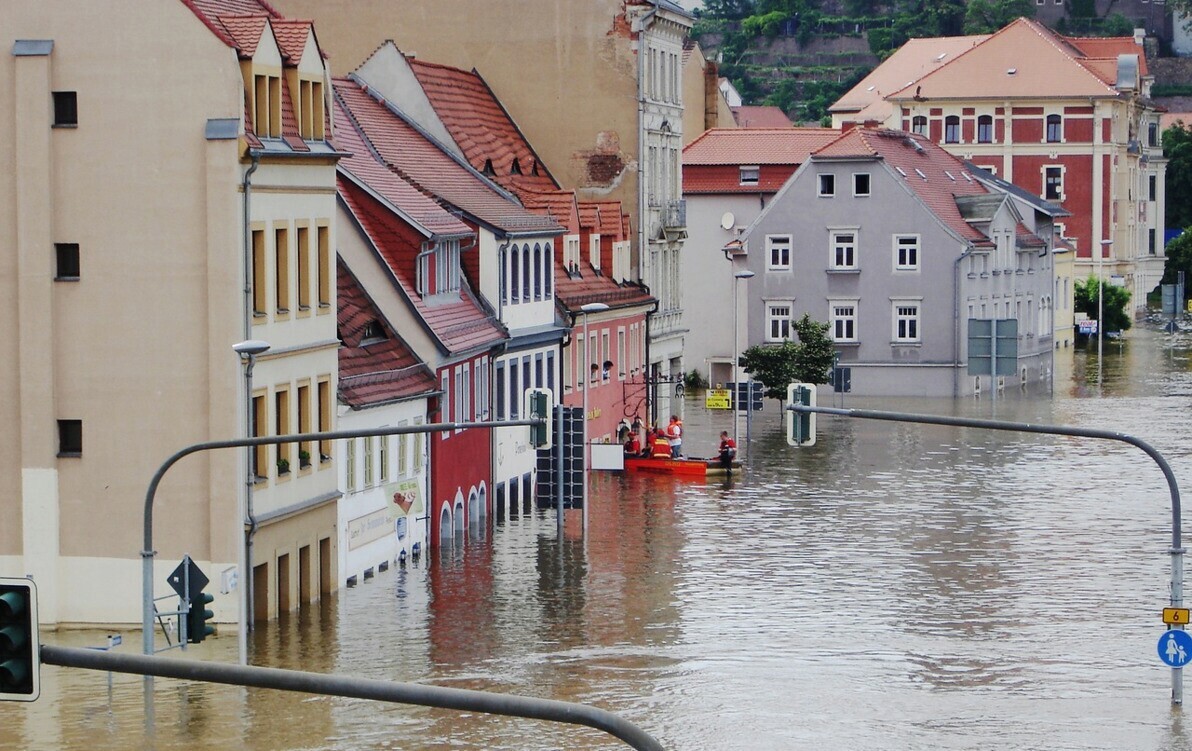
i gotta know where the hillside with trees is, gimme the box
[695,0,1153,124]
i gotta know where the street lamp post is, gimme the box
[732,270,755,452]
[1099,239,1112,390]
[232,339,269,666]
[579,303,609,534]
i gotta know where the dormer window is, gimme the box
[298,78,325,140]
[531,160,540,176]
[482,159,495,176]
[360,320,387,345]
[740,165,760,186]
[417,239,462,297]
[254,73,282,138]
[511,158,523,175]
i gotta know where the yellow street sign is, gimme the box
[705,389,732,410]
[1163,608,1190,625]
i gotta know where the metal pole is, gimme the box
[582,312,590,535]
[239,354,253,665]
[789,402,1185,703]
[1098,240,1107,390]
[556,403,565,539]
[733,276,740,449]
[42,645,666,751]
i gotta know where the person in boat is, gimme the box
[666,415,683,458]
[718,431,737,474]
[650,428,672,459]
[623,432,641,457]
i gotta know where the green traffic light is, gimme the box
[0,590,24,620]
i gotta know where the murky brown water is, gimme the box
[4,325,1192,750]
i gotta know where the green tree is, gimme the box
[1074,275,1132,334]
[1161,230,1192,298]
[1164,124,1192,232]
[963,0,1036,34]
[739,314,835,402]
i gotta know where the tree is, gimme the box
[739,314,835,402]
[1161,231,1192,300]
[1074,275,1132,334]
[1164,124,1192,232]
[963,0,1036,34]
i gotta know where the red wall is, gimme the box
[561,308,650,441]
[429,352,493,546]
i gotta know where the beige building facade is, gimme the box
[1,0,339,627]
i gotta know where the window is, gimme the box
[766,303,792,341]
[275,226,290,314]
[509,360,520,419]
[853,173,871,197]
[894,235,920,270]
[818,174,836,197]
[617,329,627,378]
[912,115,927,135]
[297,383,311,468]
[1149,122,1159,147]
[398,422,410,477]
[420,239,462,297]
[522,245,531,301]
[363,436,374,487]
[345,437,356,491]
[601,332,611,380]
[379,435,389,483]
[275,388,290,475]
[565,236,580,274]
[544,243,553,297]
[496,361,506,420]
[830,303,858,342]
[830,231,857,270]
[317,377,331,462]
[52,92,78,127]
[55,243,80,280]
[1150,228,1157,256]
[440,372,450,437]
[413,418,424,471]
[1044,166,1063,201]
[944,116,960,143]
[766,235,792,271]
[317,224,331,309]
[1149,175,1157,202]
[252,229,266,317]
[510,247,520,302]
[547,350,556,392]
[296,226,311,311]
[893,302,921,343]
[252,394,267,478]
[253,74,282,138]
[977,115,993,143]
[740,165,760,186]
[57,419,82,456]
[1045,114,1061,143]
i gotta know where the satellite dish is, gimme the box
[720,212,736,231]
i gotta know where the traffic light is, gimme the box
[187,587,215,644]
[525,387,554,449]
[786,383,817,447]
[0,577,40,702]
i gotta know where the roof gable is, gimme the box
[888,18,1131,101]
[683,127,840,166]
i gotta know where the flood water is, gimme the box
[5,325,1192,750]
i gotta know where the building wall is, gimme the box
[682,193,765,386]
[561,309,650,438]
[338,398,430,586]
[0,0,247,624]
[431,354,492,547]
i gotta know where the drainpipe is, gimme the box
[415,239,437,294]
[953,246,973,399]
[642,284,659,425]
[241,153,260,638]
[636,9,652,403]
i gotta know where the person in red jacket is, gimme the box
[650,428,672,459]
[718,431,737,474]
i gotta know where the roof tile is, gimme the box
[683,127,840,165]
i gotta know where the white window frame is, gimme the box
[766,234,792,271]
[830,300,859,343]
[893,234,920,271]
[1043,165,1064,201]
[829,229,858,271]
[765,302,793,342]
[739,165,760,186]
[911,115,927,135]
[818,173,835,197]
[891,299,922,344]
[852,173,871,197]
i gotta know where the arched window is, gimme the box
[944,115,960,143]
[544,243,553,297]
[912,115,927,135]
[533,244,542,300]
[510,246,520,303]
[522,244,532,301]
[1046,114,1062,143]
[977,115,993,143]
[439,507,452,544]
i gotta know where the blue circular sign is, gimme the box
[1158,630,1192,667]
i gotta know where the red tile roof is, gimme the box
[554,267,655,313]
[338,177,507,355]
[270,19,313,62]
[181,0,281,50]
[684,127,840,165]
[333,97,472,238]
[731,106,793,128]
[588,201,629,240]
[337,260,437,408]
[519,188,580,235]
[334,77,561,236]
[813,129,990,245]
[213,14,268,58]
[887,18,1144,101]
[405,57,560,195]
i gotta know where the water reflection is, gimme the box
[7,326,1192,749]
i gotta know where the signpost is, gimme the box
[1160,631,1192,668]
